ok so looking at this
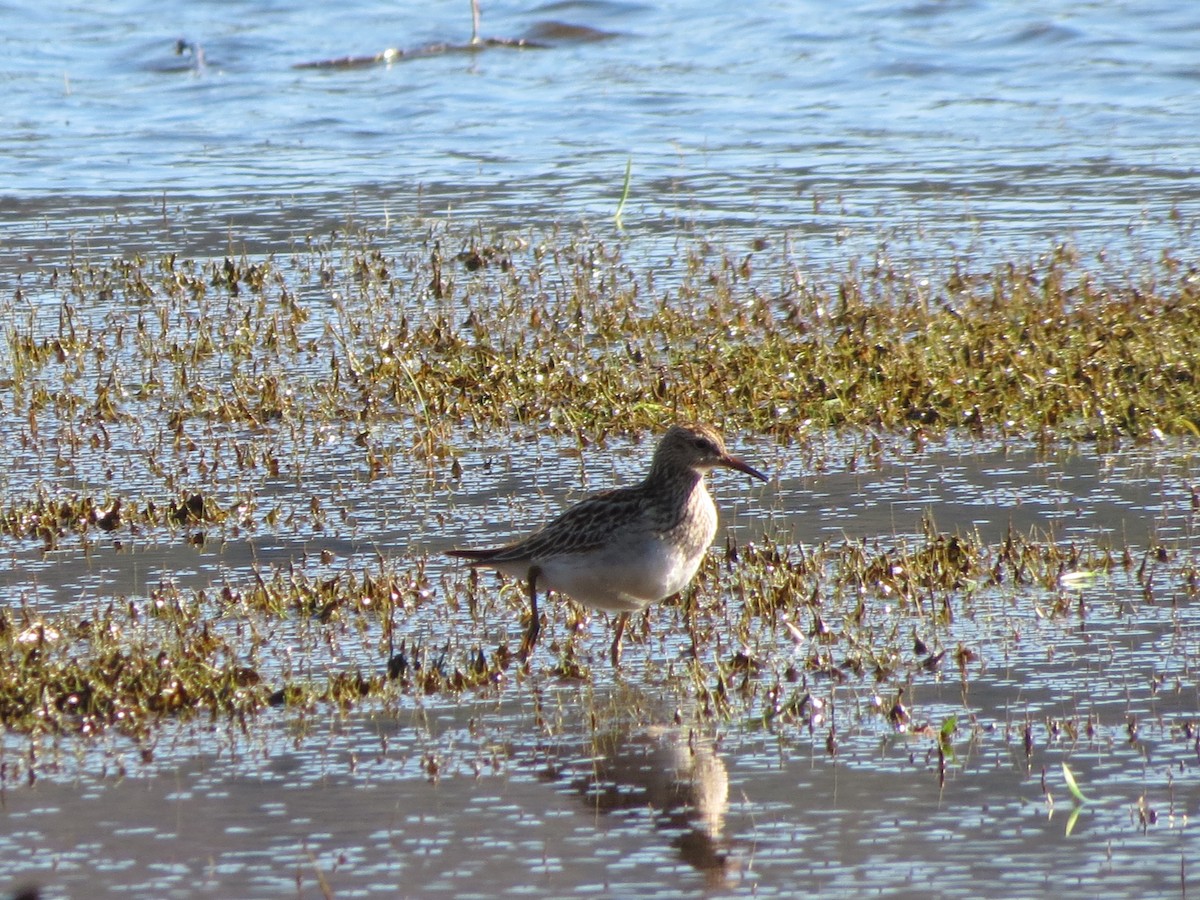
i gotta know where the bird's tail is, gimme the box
[445,547,500,564]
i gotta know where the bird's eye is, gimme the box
[692,436,713,451]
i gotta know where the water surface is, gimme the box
[0,435,1197,898]
[2,0,1197,267]
[1,1,1199,897]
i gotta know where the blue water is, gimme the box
[2,0,1198,264]
[1,4,1200,898]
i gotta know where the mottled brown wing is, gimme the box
[449,487,643,564]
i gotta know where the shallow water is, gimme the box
[1,638,1198,899]
[2,0,1200,896]
[0,231,1197,895]
[2,0,1199,268]
[0,432,1198,898]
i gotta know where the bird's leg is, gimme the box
[519,566,542,660]
[610,612,629,668]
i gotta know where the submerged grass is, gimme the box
[3,228,1198,461]
[0,515,1191,750]
[0,598,265,741]
[0,221,1197,750]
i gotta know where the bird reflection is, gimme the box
[561,724,736,885]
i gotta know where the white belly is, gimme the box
[475,480,720,613]
[537,532,710,613]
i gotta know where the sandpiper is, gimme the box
[447,424,768,665]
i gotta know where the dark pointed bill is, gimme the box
[720,453,768,482]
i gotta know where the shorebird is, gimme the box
[447,424,767,665]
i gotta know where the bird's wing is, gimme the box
[454,487,644,564]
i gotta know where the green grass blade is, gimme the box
[614,158,632,231]
[1062,761,1089,804]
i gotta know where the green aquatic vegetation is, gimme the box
[0,222,1197,751]
[675,522,1180,741]
[0,600,266,739]
[614,158,633,232]
[6,230,1198,462]
[1062,761,1090,804]
[0,562,509,737]
[0,513,1190,748]
[0,490,230,549]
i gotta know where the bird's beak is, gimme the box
[721,453,768,482]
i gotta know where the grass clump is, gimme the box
[332,235,1200,442]
[5,230,1198,466]
[0,600,265,739]
[0,221,1197,749]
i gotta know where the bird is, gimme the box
[447,423,768,665]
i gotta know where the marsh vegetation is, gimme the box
[0,221,1197,896]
